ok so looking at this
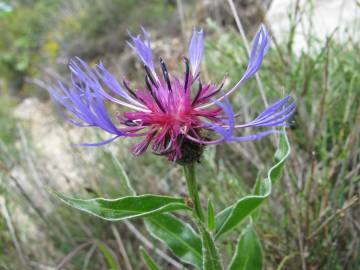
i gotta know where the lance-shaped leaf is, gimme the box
[214,178,271,238]
[215,131,290,238]
[228,225,263,270]
[207,199,215,232]
[145,214,203,268]
[198,223,223,270]
[111,152,136,196]
[53,193,190,221]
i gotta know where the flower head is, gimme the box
[49,26,296,163]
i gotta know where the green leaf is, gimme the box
[215,131,291,238]
[140,246,161,270]
[199,223,222,270]
[250,174,264,221]
[228,225,263,270]
[145,214,203,268]
[97,241,120,270]
[111,152,136,196]
[215,178,271,238]
[53,193,190,221]
[207,199,215,231]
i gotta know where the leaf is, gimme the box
[250,174,264,221]
[145,214,203,268]
[53,193,190,221]
[199,223,222,270]
[140,246,161,270]
[214,178,271,238]
[215,131,291,238]
[207,199,215,231]
[228,225,263,270]
[97,241,120,270]
[111,152,136,196]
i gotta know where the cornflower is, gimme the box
[48,26,296,163]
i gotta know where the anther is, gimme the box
[123,80,137,99]
[144,75,153,94]
[201,81,224,100]
[145,75,165,113]
[124,120,138,126]
[183,57,190,92]
[154,141,173,156]
[192,79,202,105]
[144,65,158,88]
[159,57,172,92]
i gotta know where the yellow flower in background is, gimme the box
[44,40,59,60]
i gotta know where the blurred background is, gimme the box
[0,0,359,269]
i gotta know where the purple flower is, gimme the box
[49,26,296,162]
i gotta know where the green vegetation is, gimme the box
[0,0,175,96]
[0,1,359,269]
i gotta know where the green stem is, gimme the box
[183,163,222,270]
[183,163,205,222]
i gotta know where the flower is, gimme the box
[48,25,296,163]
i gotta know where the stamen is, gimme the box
[183,57,190,92]
[192,79,202,105]
[144,65,158,88]
[201,81,224,100]
[153,140,173,155]
[159,57,172,92]
[123,79,147,105]
[124,120,138,126]
[144,75,153,94]
[146,75,165,113]
[123,80,137,98]
[192,73,200,86]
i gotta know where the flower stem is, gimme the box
[183,163,205,222]
[183,163,223,270]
